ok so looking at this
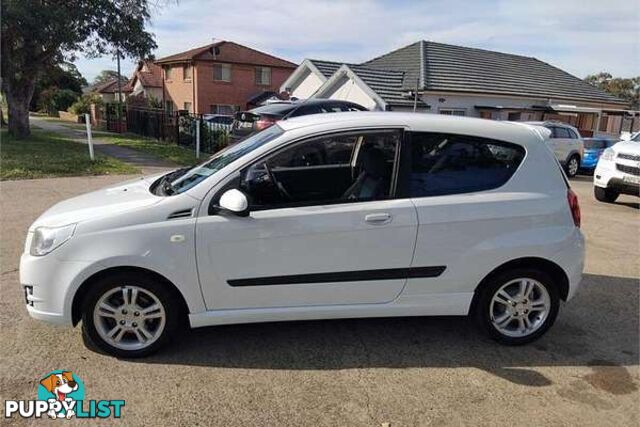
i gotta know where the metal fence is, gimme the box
[105,104,231,156]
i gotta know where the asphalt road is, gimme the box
[0,174,638,426]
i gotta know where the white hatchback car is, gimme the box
[20,113,585,357]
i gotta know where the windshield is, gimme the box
[632,133,640,142]
[163,125,284,195]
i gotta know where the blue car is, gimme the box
[581,137,615,171]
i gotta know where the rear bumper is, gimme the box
[558,228,585,301]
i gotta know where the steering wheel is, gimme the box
[263,161,292,200]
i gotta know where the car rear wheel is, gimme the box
[565,155,580,178]
[594,186,619,203]
[474,269,559,345]
[81,272,181,358]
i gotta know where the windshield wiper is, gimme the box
[157,167,190,196]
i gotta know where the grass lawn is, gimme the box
[100,134,199,166]
[1,129,139,180]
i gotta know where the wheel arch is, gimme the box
[71,266,189,326]
[566,150,581,162]
[470,257,570,313]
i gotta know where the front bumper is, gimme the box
[20,252,95,326]
[595,159,640,196]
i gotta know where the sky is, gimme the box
[75,0,640,83]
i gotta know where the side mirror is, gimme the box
[217,189,250,217]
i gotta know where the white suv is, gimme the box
[525,121,584,177]
[20,113,585,357]
[594,132,640,202]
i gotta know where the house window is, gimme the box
[183,102,192,112]
[439,108,466,116]
[213,63,231,82]
[183,65,192,81]
[165,66,173,81]
[165,100,174,113]
[210,104,236,115]
[255,67,272,85]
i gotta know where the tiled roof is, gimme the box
[92,77,131,94]
[364,41,627,105]
[156,41,296,68]
[309,59,350,79]
[137,61,162,87]
[348,65,424,107]
[309,60,423,107]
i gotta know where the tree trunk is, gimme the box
[3,75,36,139]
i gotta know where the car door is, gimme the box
[195,129,419,310]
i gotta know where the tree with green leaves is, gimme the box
[1,0,158,138]
[92,70,126,87]
[30,62,87,112]
[584,72,640,109]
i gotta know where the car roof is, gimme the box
[277,111,545,147]
[524,120,579,130]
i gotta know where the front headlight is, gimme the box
[600,148,615,161]
[30,224,76,256]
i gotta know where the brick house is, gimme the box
[155,41,297,115]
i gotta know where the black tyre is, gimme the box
[594,186,619,203]
[474,268,560,345]
[565,155,580,178]
[81,272,183,358]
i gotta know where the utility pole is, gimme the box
[413,78,419,112]
[116,48,122,119]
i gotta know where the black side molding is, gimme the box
[227,266,446,287]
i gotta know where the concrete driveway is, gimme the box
[0,174,638,426]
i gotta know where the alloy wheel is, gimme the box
[93,285,167,351]
[489,278,551,338]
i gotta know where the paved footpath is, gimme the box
[30,116,177,175]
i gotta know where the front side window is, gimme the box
[255,67,271,85]
[405,132,524,197]
[240,130,401,209]
[213,63,231,82]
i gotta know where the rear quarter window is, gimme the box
[404,132,525,197]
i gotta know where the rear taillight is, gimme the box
[255,117,277,131]
[567,189,581,227]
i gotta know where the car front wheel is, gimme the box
[475,269,559,345]
[81,272,181,357]
[594,186,619,203]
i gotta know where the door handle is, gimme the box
[365,213,392,224]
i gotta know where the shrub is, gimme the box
[68,93,104,116]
